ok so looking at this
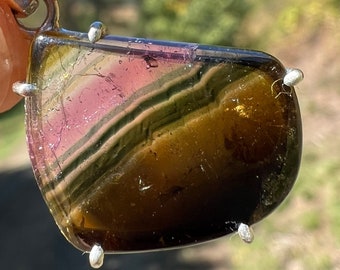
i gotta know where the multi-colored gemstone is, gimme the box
[24,30,302,254]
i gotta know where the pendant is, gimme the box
[3,0,303,268]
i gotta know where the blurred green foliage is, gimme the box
[57,0,340,48]
[137,0,251,45]
[59,0,252,45]
[0,102,25,163]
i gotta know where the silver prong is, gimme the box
[89,244,104,269]
[88,21,106,43]
[12,81,37,97]
[238,223,254,244]
[283,68,304,87]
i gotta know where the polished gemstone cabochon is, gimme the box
[25,31,302,253]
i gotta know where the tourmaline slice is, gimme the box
[25,31,302,252]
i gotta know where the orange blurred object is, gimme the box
[0,1,32,113]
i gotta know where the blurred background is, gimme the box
[1,0,340,269]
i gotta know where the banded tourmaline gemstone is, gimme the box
[25,31,302,252]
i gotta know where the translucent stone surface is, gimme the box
[25,31,302,252]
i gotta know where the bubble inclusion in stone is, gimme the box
[25,32,302,253]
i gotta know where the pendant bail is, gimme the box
[12,0,60,35]
[8,0,39,17]
[40,0,59,31]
